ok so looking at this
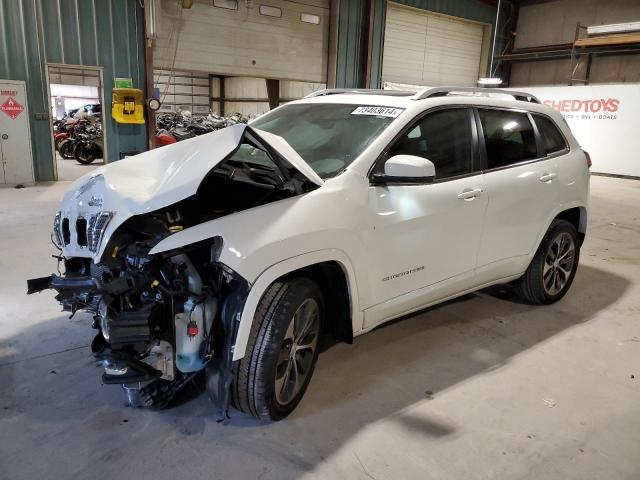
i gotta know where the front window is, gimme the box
[388,108,473,180]
[251,103,401,178]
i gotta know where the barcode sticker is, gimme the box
[351,106,404,118]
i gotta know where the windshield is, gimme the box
[250,103,402,178]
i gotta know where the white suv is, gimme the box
[28,87,590,421]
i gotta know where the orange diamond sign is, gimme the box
[1,97,24,120]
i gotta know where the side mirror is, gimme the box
[371,155,436,185]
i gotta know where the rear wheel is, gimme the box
[231,278,323,420]
[515,219,580,304]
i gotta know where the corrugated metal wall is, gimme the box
[334,0,366,88]
[0,0,146,181]
[369,0,387,88]
[335,0,497,88]
[393,0,495,24]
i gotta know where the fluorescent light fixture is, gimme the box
[259,5,282,17]
[587,22,640,36]
[300,13,320,25]
[214,0,238,9]
[478,77,502,85]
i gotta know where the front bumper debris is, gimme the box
[27,274,98,295]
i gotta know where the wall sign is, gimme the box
[114,77,133,89]
[524,84,640,177]
[0,97,24,120]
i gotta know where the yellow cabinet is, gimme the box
[112,88,145,124]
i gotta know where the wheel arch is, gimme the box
[232,249,361,361]
[526,204,587,272]
[554,206,587,245]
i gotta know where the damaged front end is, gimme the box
[27,124,318,419]
[29,222,247,419]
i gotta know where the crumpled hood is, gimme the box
[58,123,322,259]
[64,124,244,215]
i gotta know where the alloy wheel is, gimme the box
[274,298,320,405]
[543,231,576,296]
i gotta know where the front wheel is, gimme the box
[74,142,97,164]
[515,219,580,304]
[58,139,76,159]
[230,278,323,420]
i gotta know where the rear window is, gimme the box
[478,109,538,169]
[533,115,567,154]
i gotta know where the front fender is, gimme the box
[232,249,362,361]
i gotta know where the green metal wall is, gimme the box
[0,0,147,181]
[336,0,498,89]
[369,0,387,89]
[393,0,495,24]
[335,0,366,88]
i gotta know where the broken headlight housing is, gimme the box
[52,211,63,247]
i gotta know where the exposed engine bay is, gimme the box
[27,126,319,419]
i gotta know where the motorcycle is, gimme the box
[153,111,248,148]
[57,137,77,160]
[155,130,177,147]
[55,119,99,160]
[73,124,103,164]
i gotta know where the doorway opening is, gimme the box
[45,64,107,181]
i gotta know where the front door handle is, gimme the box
[539,172,557,183]
[457,188,483,201]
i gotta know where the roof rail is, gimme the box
[305,88,416,98]
[411,87,541,103]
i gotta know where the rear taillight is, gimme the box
[583,150,592,168]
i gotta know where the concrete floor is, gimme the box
[55,152,104,181]
[0,175,638,479]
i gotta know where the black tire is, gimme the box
[58,139,76,159]
[515,219,580,305]
[74,142,97,164]
[231,277,323,420]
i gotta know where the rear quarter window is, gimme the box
[533,115,568,154]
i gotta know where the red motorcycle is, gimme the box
[54,118,78,151]
[155,131,177,147]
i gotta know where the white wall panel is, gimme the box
[280,80,326,100]
[154,0,329,83]
[224,101,270,117]
[211,77,221,98]
[48,66,100,87]
[50,84,99,98]
[225,77,268,99]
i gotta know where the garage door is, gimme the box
[154,68,211,114]
[155,0,329,83]
[382,3,487,86]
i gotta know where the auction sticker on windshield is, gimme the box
[351,106,404,118]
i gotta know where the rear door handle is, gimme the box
[539,172,557,183]
[457,188,483,201]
